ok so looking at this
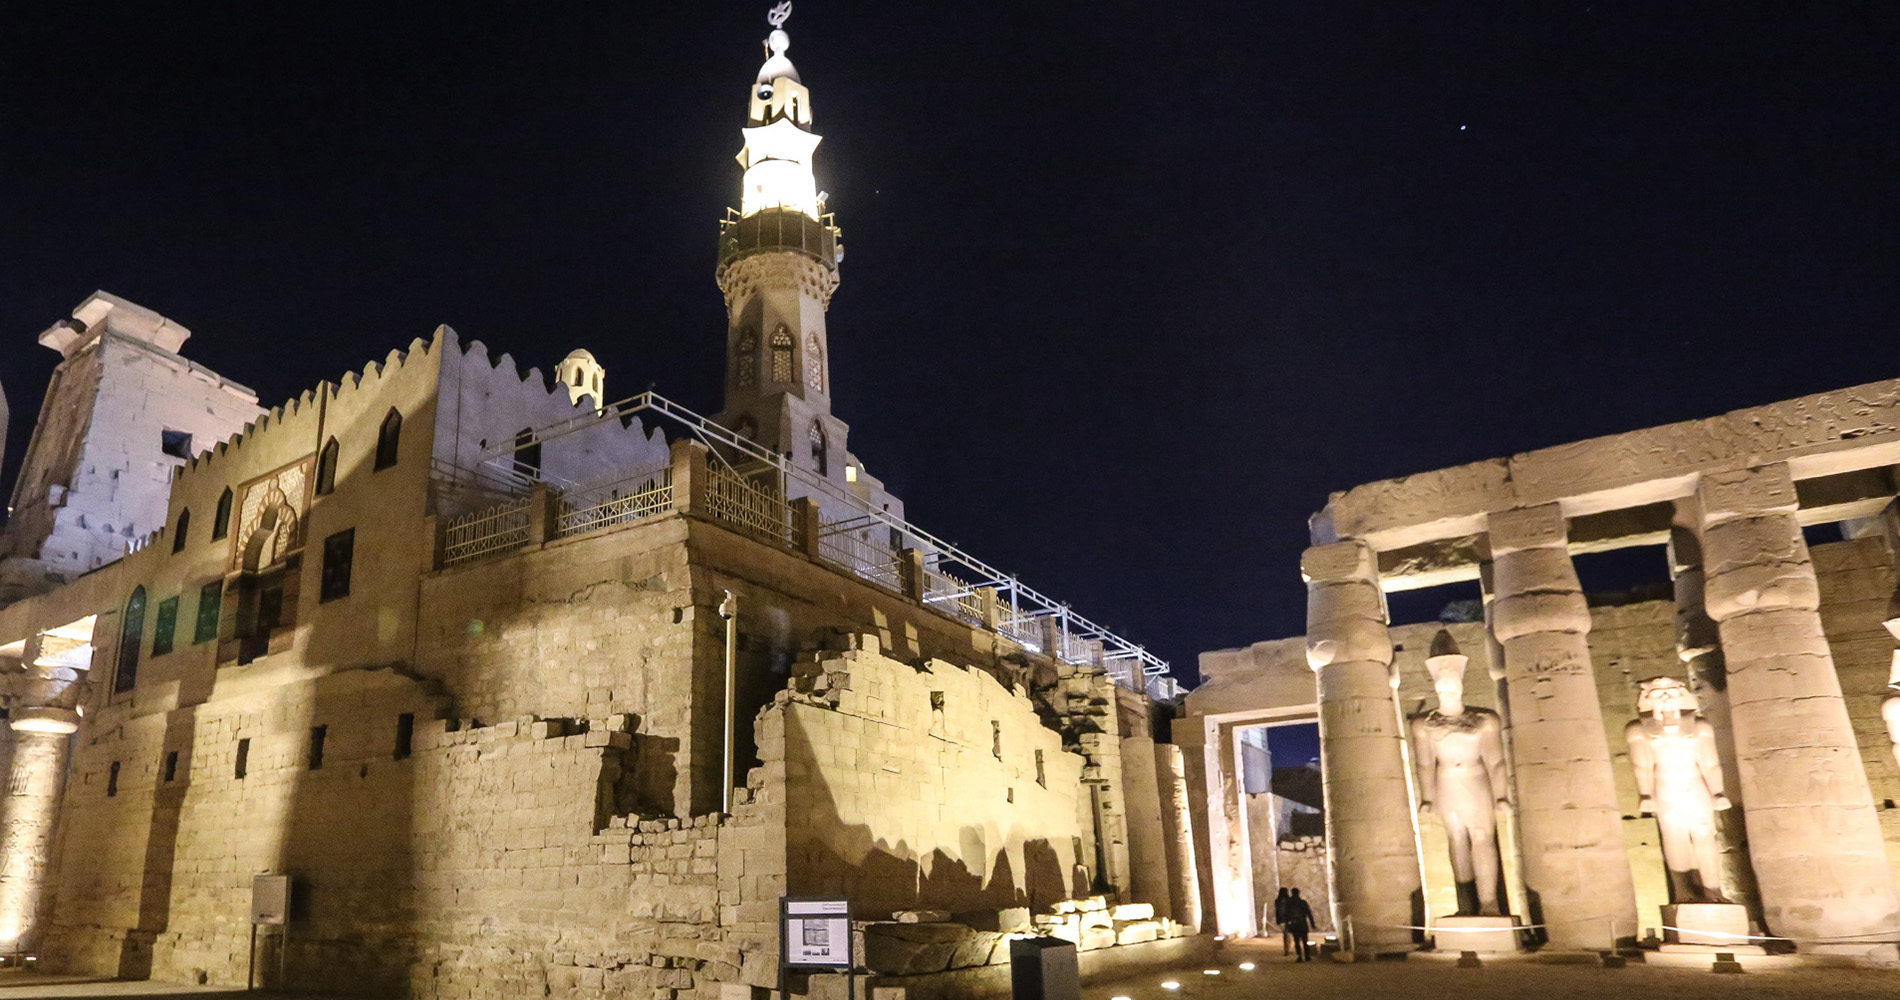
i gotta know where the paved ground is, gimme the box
[9,948,1900,1000]
[1087,942,1900,1000]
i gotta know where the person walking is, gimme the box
[1272,887,1293,955]
[1285,888,1316,962]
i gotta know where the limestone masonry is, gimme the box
[0,11,1197,999]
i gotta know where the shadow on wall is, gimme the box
[780,709,1085,919]
[118,707,198,979]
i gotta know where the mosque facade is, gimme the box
[0,10,1201,998]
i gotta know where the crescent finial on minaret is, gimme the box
[768,2,793,29]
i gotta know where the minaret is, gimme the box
[716,2,848,480]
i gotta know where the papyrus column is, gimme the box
[1154,742,1204,930]
[1303,540,1419,951]
[1488,504,1636,950]
[1667,519,1763,924]
[1697,465,1900,954]
[0,707,79,951]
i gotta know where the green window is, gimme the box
[152,596,180,656]
[194,580,223,644]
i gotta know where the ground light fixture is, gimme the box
[1239,962,1256,970]
[1203,968,1221,975]
[1160,982,1181,991]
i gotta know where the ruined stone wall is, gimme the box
[779,639,1090,919]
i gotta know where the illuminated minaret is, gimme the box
[716,2,848,480]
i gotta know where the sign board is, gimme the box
[250,874,290,926]
[781,897,851,969]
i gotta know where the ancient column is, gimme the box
[1697,465,1900,954]
[1666,520,1762,925]
[1154,741,1204,930]
[1487,503,1637,950]
[1303,540,1419,952]
[0,707,80,951]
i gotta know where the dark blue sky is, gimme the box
[2,3,1895,683]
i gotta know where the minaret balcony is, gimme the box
[719,207,842,270]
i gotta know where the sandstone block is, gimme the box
[1108,902,1153,921]
[892,909,951,923]
[1114,920,1161,945]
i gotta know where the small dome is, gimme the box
[756,28,799,85]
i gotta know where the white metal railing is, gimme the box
[705,464,791,544]
[817,523,903,593]
[558,468,672,538]
[443,500,534,567]
[922,564,985,626]
[456,390,1174,691]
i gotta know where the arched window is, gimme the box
[172,509,191,554]
[512,428,542,481]
[316,437,339,495]
[770,326,794,383]
[736,329,758,389]
[804,332,824,393]
[116,586,146,693]
[374,408,402,471]
[212,488,234,540]
[810,421,828,476]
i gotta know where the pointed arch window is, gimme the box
[172,509,191,554]
[374,408,402,471]
[770,327,794,383]
[316,437,340,495]
[116,586,146,693]
[804,332,824,393]
[736,329,758,389]
[810,421,829,477]
[212,488,234,540]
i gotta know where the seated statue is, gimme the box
[1625,676,1730,904]
[1409,630,1509,917]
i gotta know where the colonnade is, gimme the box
[1307,462,1900,956]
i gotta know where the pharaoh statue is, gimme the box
[1625,676,1731,903]
[1409,630,1510,917]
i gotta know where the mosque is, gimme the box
[1,5,1898,999]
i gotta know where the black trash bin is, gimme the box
[1010,936,1080,1000]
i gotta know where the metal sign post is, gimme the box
[248,873,290,991]
[780,897,853,1000]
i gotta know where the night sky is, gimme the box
[2,3,1896,685]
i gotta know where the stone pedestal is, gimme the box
[1432,915,1521,954]
[1486,505,1638,951]
[1659,903,1753,949]
[1697,466,1900,957]
[1303,540,1421,952]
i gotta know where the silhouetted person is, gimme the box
[1286,888,1316,961]
[1271,887,1293,955]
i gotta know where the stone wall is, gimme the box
[778,639,1090,919]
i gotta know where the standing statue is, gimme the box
[1625,676,1731,903]
[1410,630,1510,917]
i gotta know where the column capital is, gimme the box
[1697,464,1798,524]
[9,706,79,735]
[1301,539,1377,585]
[1486,502,1567,555]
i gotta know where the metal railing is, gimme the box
[705,464,793,544]
[443,500,534,567]
[456,390,1174,690]
[817,522,903,593]
[922,563,986,627]
[558,468,673,539]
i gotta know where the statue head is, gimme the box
[1425,629,1468,711]
[1637,675,1699,718]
